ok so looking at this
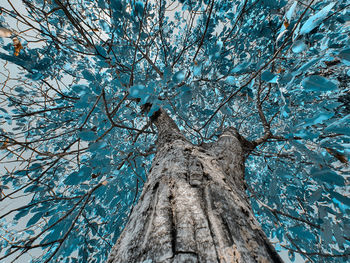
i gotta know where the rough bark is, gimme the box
[107,110,283,263]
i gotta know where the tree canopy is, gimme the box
[0,0,349,262]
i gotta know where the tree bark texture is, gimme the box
[107,110,283,263]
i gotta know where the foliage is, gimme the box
[0,0,349,262]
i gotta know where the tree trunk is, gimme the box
[107,110,283,263]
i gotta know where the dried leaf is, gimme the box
[102,180,108,185]
[13,37,23,56]
[276,68,285,74]
[0,138,9,149]
[283,20,290,29]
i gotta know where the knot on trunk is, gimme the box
[188,158,204,186]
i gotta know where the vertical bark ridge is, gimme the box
[141,182,160,250]
[203,185,229,261]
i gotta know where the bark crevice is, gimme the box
[141,181,160,251]
[168,187,177,257]
[202,185,222,263]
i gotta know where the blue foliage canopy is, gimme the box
[0,0,349,262]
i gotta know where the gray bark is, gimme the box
[107,110,283,263]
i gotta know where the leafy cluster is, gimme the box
[0,0,349,262]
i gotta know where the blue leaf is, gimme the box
[311,168,345,186]
[302,112,334,127]
[286,2,297,21]
[82,70,95,81]
[41,222,65,245]
[302,75,337,92]
[129,84,145,98]
[300,3,335,35]
[95,45,108,57]
[89,141,107,151]
[290,141,323,163]
[226,76,236,85]
[64,167,92,186]
[26,211,44,227]
[134,1,144,16]
[193,63,202,76]
[14,209,30,221]
[308,188,323,203]
[325,126,350,136]
[33,58,51,71]
[14,170,27,176]
[24,184,40,193]
[324,115,350,136]
[0,107,8,113]
[330,191,350,207]
[292,40,307,53]
[180,85,192,104]
[78,130,98,141]
[262,0,285,8]
[97,0,107,9]
[261,71,277,83]
[72,84,89,96]
[288,251,295,262]
[333,224,346,249]
[320,220,332,245]
[27,72,44,81]
[231,61,250,74]
[110,0,122,11]
[295,58,320,75]
[64,171,80,185]
[79,166,92,178]
[173,70,185,83]
[289,225,314,241]
[339,48,350,63]
[162,66,172,82]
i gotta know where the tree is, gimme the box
[0,0,349,262]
